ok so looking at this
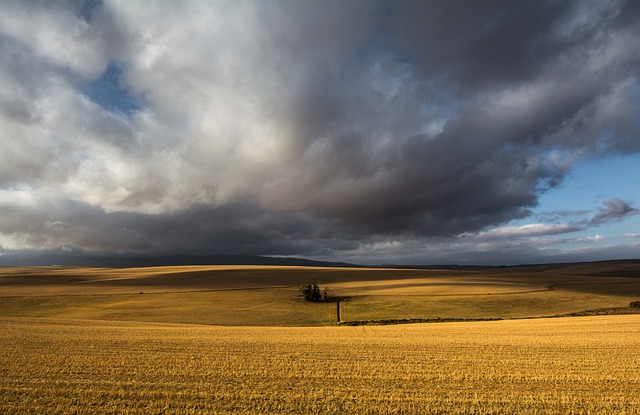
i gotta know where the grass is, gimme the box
[340,288,634,321]
[2,315,640,414]
[0,288,338,326]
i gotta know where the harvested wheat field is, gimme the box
[1,315,640,414]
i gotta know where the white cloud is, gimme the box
[575,234,604,243]
[0,1,107,79]
[470,223,581,239]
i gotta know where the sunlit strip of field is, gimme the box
[2,315,640,414]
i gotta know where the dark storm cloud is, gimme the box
[251,0,640,236]
[388,0,575,90]
[0,195,358,256]
[1,0,639,263]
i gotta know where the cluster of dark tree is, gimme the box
[630,300,640,308]
[300,281,329,302]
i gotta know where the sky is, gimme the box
[1,0,639,266]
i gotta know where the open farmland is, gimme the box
[1,261,640,325]
[1,261,640,414]
[2,315,640,414]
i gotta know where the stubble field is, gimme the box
[1,261,640,413]
[2,315,640,414]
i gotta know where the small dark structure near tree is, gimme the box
[300,280,329,302]
[630,300,640,308]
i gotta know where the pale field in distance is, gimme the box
[1,315,640,414]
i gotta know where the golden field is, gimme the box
[1,315,639,414]
[1,261,640,413]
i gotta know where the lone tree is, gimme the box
[300,280,328,302]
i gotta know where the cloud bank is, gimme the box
[1,0,639,264]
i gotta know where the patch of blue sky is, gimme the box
[537,153,640,213]
[503,153,640,250]
[84,62,141,117]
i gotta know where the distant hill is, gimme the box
[0,253,359,268]
[381,259,640,273]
